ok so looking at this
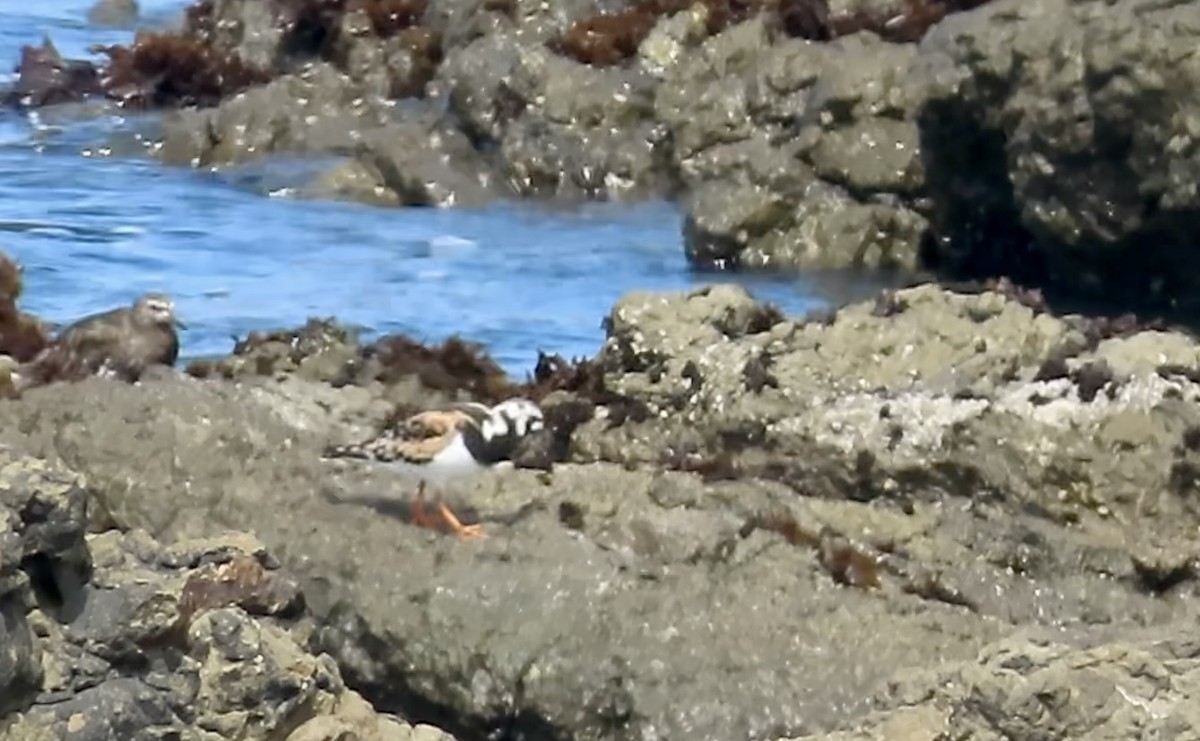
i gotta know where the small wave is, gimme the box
[428,235,478,251]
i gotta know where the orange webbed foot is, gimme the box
[435,501,487,540]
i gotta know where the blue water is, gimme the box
[0,0,841,375]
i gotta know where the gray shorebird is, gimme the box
[19,292,184,387]
[323,398,545,539]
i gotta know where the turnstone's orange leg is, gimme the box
[410,481,439,531]
[434,502,487,540]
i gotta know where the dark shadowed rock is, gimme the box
[914,0,1200,313]
[0,456,91,717]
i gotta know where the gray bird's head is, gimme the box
[132,292,185,329]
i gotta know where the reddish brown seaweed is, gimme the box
[7,0,441,111]
[0,253,51,365]
[553,0,763,66]
[95,31,271,109]
[553,0,999,66]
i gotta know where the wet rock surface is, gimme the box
[1,281,1200,739]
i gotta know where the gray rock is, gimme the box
[655,18,773,166]
[437,31,675,200]
[86,0,138,27]
[684,178,926,270]
[0,442,445,739]
[662,19,929,271]
[574,282,1200,628]
[159,63,389,168]
[435,31,529,146]
[683,181,794,268]
[0,456,93,716]
[424,0,600,50]
[0,594,41,717]
[636,4,712,78]
[499,64,674,200]
[6,281,1200,738]
[336,10,440,101]
[199,0,288,72]
[0,376,1002,738]
[158,60,512,204]
[914,0,1200,310]
[354,117,510,207]
[805,119,924,196]
[787,625,1200,740]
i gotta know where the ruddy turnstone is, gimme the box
[18,292,184,387]
[323,397,545,539]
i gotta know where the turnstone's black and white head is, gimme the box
[323,397,546,539]
[17,291,184,389]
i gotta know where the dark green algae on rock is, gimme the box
[3,283,1200,738]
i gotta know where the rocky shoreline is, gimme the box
[1,274,1200,739]
[4,0,1200,738]
[8,0,1200,314]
